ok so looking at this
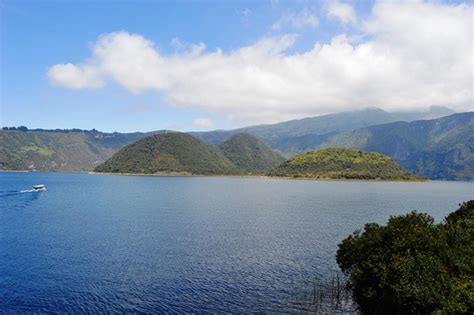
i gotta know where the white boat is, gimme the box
[33,184,46,192]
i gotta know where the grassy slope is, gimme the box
[218,133,285,174]
[269,148,421,180]
[94,132,239,175]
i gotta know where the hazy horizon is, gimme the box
[1,105,464,134]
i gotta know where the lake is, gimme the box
[1,172,472,313]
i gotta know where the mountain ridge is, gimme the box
[191,106,455,153]
[313,112,474,180]
[2,107,470,180]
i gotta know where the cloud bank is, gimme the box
[48,1,473,123]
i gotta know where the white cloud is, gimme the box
[170,37,206,56]
[48,1,474,124]
[192,118,213,128]
[326,1,357,25]
[48,63,104,89]
[271,9,319,30]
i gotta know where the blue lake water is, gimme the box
[1,172,473,313]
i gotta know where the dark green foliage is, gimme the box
[269,148,421,180]
[218,133,285,174]
[446,200,474,223]
[95,133,285,175]
[320,112,474,180]
[336,201,474,314]
[193,109,472,180]
[94,132,239,175]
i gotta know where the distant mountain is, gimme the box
[0,129,150,171]
[94,133,238,175]
[315,112,474,180]
[269,148,421,180]
[218,133,285,174]
[0,128,172,172]
[192,106,455,155]
[1,107,466,180]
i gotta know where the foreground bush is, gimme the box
[336,200,474,314]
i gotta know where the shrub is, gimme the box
[336,201,474,314]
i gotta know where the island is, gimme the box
[93,132,423,181]
[268,148,423,180]
[93,132,285,175]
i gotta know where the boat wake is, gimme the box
[0,189,35,197]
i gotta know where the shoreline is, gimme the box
[0,169,30,173]
[89,171,428,182]
[88,171,272,179]
[0,169,432,182]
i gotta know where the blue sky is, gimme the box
[1,0,472,132]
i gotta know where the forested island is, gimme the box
[94,132,285,175]
[93,132,421,181]
[269,148,424,180]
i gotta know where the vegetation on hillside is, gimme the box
[0,130,117,171]
[337,201,474,314]
[0,129,160,172]
[194,111,472,181]
[269,148,421,180]
[192,107,453,150]
[95,133,285,175]
[319,112,474,180]
[2,110,470,180]
[218,133,285,174]
[94,132,239,175]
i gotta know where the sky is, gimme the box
[1,0,473,132]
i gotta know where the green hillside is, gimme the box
[94,132,238,175]
[192,107,454,154]
[218,133,285,174]
[0,130,115,171]
[0,129,163,172]
[269,148,422,180]
[318,112,474,180]
[1,110,469,180]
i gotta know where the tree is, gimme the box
[336,201,474,314]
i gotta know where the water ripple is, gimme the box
[1,173,473,312]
